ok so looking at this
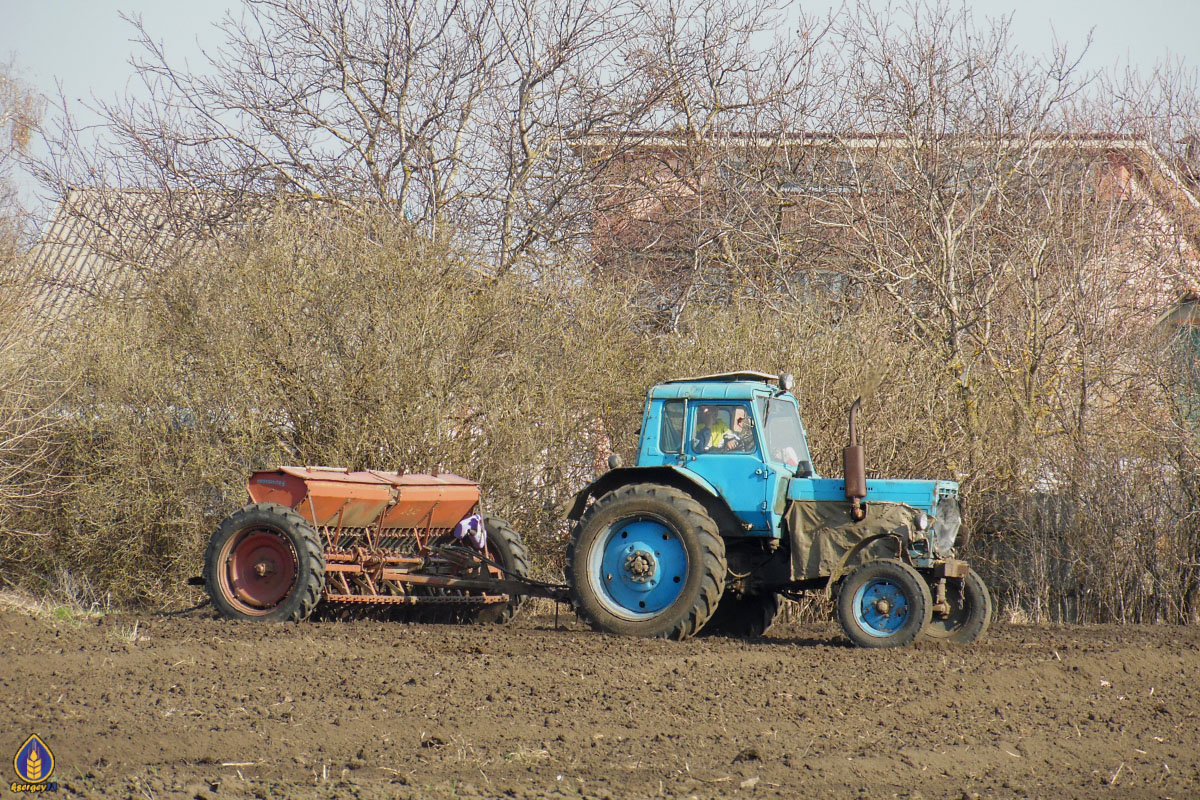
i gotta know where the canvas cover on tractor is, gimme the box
[786,500,919,580]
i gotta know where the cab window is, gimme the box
[756,396,812,472]
[689,402,757,454]
[659,400,685,453]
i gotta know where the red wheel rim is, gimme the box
[218,529,298,614]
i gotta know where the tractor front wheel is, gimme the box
[204,503,325,622]
[924,568,992,644]
[836,559,932,648]
[567,484,725,640]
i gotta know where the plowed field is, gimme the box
[2,605,1198,799]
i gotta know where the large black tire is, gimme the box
[204,502,325,622]
[470,515,531,624]
[836,558,932,648]
[924,568,992,644]
[698,591,783,638]
[566,484,726,640]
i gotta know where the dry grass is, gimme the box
[0,209,1196,624]
[0,588,106,622]
[106,619,146,644]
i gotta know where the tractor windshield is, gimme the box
[758,397,813,475]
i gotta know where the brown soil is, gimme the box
[2,605,1198,799]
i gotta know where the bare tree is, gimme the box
[116,1,501,222]
[0,62,63,533]
[0,61,41,259]
[785,3,1093,485]
[472,0,678,273]
[14,0,1200,621]
[581,0,832,322]
[27,0,677,276]
[0,329,63,522]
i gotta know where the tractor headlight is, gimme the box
[915,511,929,531]
[931,496,962,556]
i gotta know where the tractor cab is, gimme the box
[637,371,812,535]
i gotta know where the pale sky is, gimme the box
[1,0,1197,211]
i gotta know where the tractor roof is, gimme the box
[650,371,787,402]
[661,371,779,385]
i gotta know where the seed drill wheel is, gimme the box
[836,558,932,648]
[924,568,993,644]
[566,484,726,640]
[468,515,531,624]
[204,503,325,622]
[698,591,783,638]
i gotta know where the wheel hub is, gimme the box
[623,549,658,583]
[851,577,911,637]
[592,518,689,619]
[224,530,298,611]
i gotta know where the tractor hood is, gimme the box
[787,477,962,560]
[786,477,957,516]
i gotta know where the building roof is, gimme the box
[1156,292,1200,333]
[581,129,1200,296]
[6,188,224,333]
[2,187,442,339]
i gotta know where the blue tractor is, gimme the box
[564,371,991,647]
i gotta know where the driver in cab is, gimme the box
[695,405,752,452]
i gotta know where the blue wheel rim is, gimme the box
[588,517,688,621]
[851,577,911,637]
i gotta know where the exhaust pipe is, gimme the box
[844,397,866,521]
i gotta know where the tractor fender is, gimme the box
[564,466,722,522]
[823,530,906,598]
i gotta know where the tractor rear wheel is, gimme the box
[698,591,783,638]
[567,484,725,640]
[836,559,932,648]
[924,568,992,644]
[204,502,325,622]
[469,515,531,624]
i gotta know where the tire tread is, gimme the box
[566,483,726,641]
[475,514,531,624]
[835,558,931,648]
[203,502,325,622]
[924,568,992,644]
[699,592,783,638]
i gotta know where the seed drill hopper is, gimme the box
[201,466,564,623]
